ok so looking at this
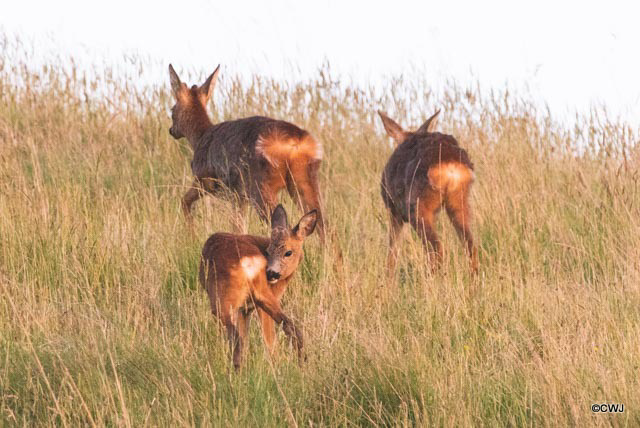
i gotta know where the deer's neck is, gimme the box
[185,111,214,150]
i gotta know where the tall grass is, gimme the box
[1,35,639,426]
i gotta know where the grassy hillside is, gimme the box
[1,39,639,426]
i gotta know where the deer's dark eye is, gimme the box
[284,250,293,257]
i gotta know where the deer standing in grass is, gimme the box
[199,204,317,369]
[378,109,478,276]
[168,64,325,239]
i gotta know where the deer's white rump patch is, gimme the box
[255,135,323,167]
[428,162,474,192]
[240,256,266,280]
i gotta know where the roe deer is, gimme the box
[168,64,325,239]
[378,109,478,276]
[199,204,317,369]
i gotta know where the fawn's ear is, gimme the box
[169,64,184,98]
[270,204,289,231]
[416,109,441,134]
[378,111,408,145]
[199,64,220,102]
[293,210,317,239]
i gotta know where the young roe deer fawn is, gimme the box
[199,204,317,369]
[168,64,325,239]
[378,109,478,276]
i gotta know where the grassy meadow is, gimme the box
[1,38,639,426]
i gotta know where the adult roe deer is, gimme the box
[168,64,325,239]
[378,109,478,276]
[199,204,317,369]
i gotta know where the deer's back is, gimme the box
[381,133,474,221]
[199,232,269,287]
[191,116,310,189]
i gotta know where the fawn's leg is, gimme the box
[257,308,277,355]
[252,279,303,362]
[219,310,245,370]
[237,312,251,363]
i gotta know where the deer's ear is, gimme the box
[169,64,184,98]
[270,204,289,231]
[416,109,441,134]
[378,111,408,144]
[199,64,220,102]
[293,210,317,239]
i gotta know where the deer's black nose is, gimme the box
[266,270,281,282]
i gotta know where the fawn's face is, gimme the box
[265,205,318,284]
[168,64,219,140]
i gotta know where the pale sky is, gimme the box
[2,0,639,122]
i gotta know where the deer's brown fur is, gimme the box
[168,64,325,239]
[199,204,317,369]
[378,110,478,275]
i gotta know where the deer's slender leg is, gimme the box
[445,183,478,273]
[182,179,203,223]
[287,160,326,241]
[219,310,244,370]
[252,277,303,362]
[257,308,277,355]
[387,210,405,280]
[251,175,281,225]
[413,190,444,271]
